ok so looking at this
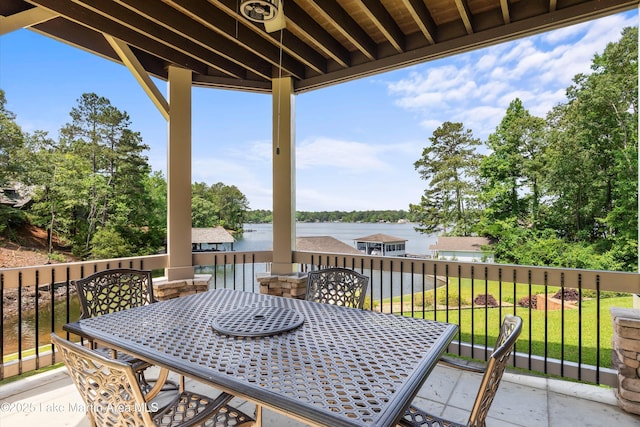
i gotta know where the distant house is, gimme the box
[0,184,33,209]
[354,234,406,256]
[429,237,494,262]
[192,227,235,251]
[296,236,361,254]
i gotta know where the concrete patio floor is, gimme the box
[1,364,639,426]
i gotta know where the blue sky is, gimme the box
[0,10,636,211]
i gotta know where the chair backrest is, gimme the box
[51,333,155,426]
[467,315,523,427]
[306,267,369,309]
[73,268,155,319]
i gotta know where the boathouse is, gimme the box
[354,234,407,256]
[192,227,235,252]
[429,236,494,262]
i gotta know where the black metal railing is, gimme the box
[2,249,638,387]
[1,255,167,380]
[293,251,640,387]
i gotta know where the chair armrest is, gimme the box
[438,355,486,374]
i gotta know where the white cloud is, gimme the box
[297,137,389,171]
[542,21,589,44]
[385,11,637,141]
[476,53,497,71]
[191,140,274,209]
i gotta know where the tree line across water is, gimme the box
[245,210,413,224]
[0,28,636,271]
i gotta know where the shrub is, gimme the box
[474,294,499,307]
[413,291,435,307]
[518,295,538,309]
[553,288,580,302]
[437,290,469,307]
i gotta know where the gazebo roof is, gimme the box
[354,233,406,243]
[192,227,235,244]
[3,1,635,94]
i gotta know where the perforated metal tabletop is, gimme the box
[64,288,458,427]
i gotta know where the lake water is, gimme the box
[235,222,437,255]
[200,222,439,303]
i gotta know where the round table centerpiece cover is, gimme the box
[212,305,305,337]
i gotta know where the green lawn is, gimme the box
[390,280,634,368]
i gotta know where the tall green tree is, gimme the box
[411,121,481,235]
[479,98,547,231]
[26,93,156,258]
[544,27,637,267]
[0,90,28,232]
[211,182,249,231]
[0,90,24,186]
[58,93,151,253]
[192,182,249,232]
[192,182,220,228]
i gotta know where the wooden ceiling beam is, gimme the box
[122,0,296,76]
[105,35,170,120]
[284,0,350,68]
[26,0,248,79]
[454,0,474,34]
[500,0,511,24]
[356,0,405,53]
[73,0,270,79]
[401,0,437,44]
[0,5,57,35]
[210,0,327,75]
[306,0,377,60]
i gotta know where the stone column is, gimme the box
[610,307,640,415]
[153,274,211,301]
[257,272,307,299]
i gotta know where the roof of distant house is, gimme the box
[0,184,34,209]
[429,237,492,252]
[297,236,361,254]
[192,227,235,244]
[353,234,407,243]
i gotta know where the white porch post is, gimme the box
[271,77,296,275]
[166,66,194,281]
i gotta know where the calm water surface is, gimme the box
[235,222,437,255]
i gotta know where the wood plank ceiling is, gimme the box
[2,0,637,94]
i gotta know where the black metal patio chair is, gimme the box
[73,268,178,398]
[306,267,369,309]
[51,333,255,427]
[399,315,523,427]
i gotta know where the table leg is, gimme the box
[255,404,262,427]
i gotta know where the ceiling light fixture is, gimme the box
[240,0,285,33]
[240,0,278,22]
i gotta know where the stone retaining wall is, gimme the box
[610,307,640,415]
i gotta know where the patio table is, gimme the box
[63,288,458,427]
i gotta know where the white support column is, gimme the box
[166,66,194,281]
[271,77,296,275]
